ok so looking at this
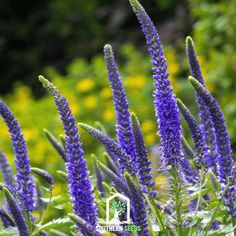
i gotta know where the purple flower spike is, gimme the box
[3,187,29,236]
[0,149,14,188]
[104,44,138,174]
[79,123,131,174]
[0,99,35,213]
[125,172,149,236]
[177,99,213,168]
[39,76,98,228]
[186,37,217,164]
[129,0,182,166]
[189,77,233,184]
[131,113,154,194]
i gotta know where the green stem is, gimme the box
[143,194,167,236]
[232,216,236,236]
[171,166,183,236]
[189,171,204,236]
[204,182,231,236]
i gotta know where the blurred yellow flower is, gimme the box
[52,182,62,196]
[102,232,115,236]
[76,78,95,92]
[154,175,169,190]
[84,96,97,109]
[100,87,112,99]
[0,123,9,138]
[145,133,156,145]
[165,50,180,93]
[102,233,115,236]
[125,75,147,89]
[102,108,115,121]
[141,120,155,133]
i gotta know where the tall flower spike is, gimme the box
[0,149,14,187]
[177,99,213,168]
[186,37,217,162]
[91,154,105,197]
[131,113,154,194]
[124,172,149,236]
[0,208,15,228]
[2,187,29,236]
[129,0,182,166]
[189,77,233,184]
[38,76,98,228]
[104,44,138,174]
[0,99,35,213]
[97,161,129,194]
[78,123,130,173]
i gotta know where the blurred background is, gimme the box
[0,0,236,224]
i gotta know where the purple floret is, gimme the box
[129,0,182,167]
[186,37,217,167]
[39,76,98,229]
[104,44,138,175]
[0,99,35,213]
[0,149,14,188]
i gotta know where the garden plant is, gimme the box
[0,0,236,235]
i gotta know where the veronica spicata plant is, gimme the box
[1,0,236,235]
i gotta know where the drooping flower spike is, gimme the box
[0,149,14,188]
[38,76,98,230]
[186,37,217,163]
[104,44,138,175]
[129,0,182,167]
[189,77,233,184]
[0,99,35,213]
[2,187,29,236]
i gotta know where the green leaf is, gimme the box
[36,218,71,232]
[0,227,19,236]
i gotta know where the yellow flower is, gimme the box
[125,75,147,89]
[102,108,115,121]
[102,232,115,236]
[100,87,112,99]
[52,182,62,196]
[76,78,95,93]
[84,96,97,109]
[154,175,169,190]
[141,120,155,133]
[145,133,156,145]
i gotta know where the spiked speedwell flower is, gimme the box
[131,113,154,194]
[3,187,29,236]
[104,44,138,174]
[189,77,233,184]
[186,37,217,164]
[129,0,182,166]
[0,99,35,213]
[177,99,213,168]
[0,149,14,187]
[39,76,98,228]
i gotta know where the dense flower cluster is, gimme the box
[104,44,138,175]
[129,0,182,167]
[0,99,35,213]
[39,76,98,231]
